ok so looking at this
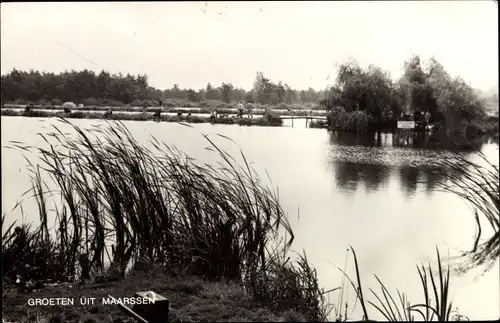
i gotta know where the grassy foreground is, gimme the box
[2,119,499,322]
[3,269,308,322]
[0,109,284,127]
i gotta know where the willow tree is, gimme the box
[423,57,486,133]
[397,55,428,114]
[324,60,400,122]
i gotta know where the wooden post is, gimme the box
[111,294,148,323]
[291,115,294,127]
[133,291,170,323]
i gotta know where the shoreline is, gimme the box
[1,102,328,117]
[0,109,284,127]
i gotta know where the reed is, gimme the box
[2,118,328,319]
[336,247,456,322]
[332,150,498,321]
[435,152,499,271]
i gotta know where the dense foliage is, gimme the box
[0,69,324,106]
[323,55,492,134]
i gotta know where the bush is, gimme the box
[51,98,63,106]
[129,99,159,107]
[2,220,67,284]
[12,98,30,105]
[82,97,101,106]
[327,108,370,132]
[101,99,125,107]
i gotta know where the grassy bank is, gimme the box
[2,99,327,116]
[0,109,284,127]
[3,269,308,322]
[1,249,471,323]
[2,119,499,322]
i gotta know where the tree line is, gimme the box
[0,69,325,107]
[1,55,495,134]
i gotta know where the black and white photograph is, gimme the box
[1,1,499,322]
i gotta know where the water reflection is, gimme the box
[398,165,421,197]
[333,161,391,193]
[398,165,453,197]
[392,131,490,151]
[329,131,385,147]
[329,130,491,151]
[424,167,448,194]
[328,132,478,196]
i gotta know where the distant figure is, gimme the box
[187,112,192,116]
[414,110,422,121]
[24,105,32,113]
[210,108,217,120]
[142,102,148,111]
[159,100,163,107]
[62,102,76,113]
[425,111,431,124]
[246,103,253,118]
[104,109,113,118]
[237,101,244,118]
[153,110,161,118]
[177,112,183,117]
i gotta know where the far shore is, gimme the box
[0,108,285,127]
[2,103,328,117]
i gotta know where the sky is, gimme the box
[1,1,498,93]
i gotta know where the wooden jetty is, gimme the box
[279,115,327,128]
[278,116,327,120]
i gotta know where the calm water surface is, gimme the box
[1,116,499,320]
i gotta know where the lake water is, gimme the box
[1,116,499,320]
